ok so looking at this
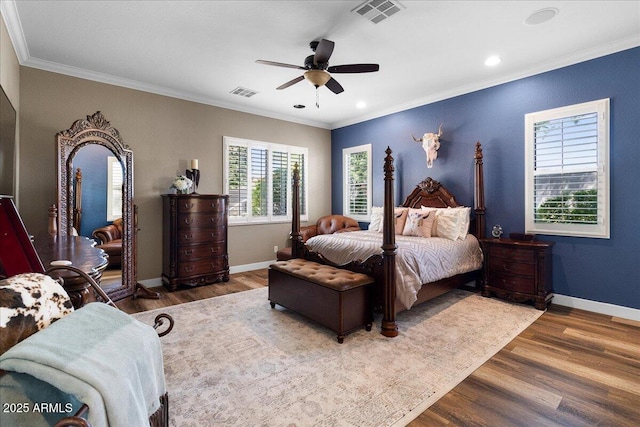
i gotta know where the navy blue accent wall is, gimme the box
[74,144,113,238]
[331,47,640,310]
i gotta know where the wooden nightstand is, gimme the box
[480,238,554,310]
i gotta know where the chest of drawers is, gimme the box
[480,238,553,310]
[161,194,229,291]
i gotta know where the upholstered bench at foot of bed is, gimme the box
[268,259,374,343]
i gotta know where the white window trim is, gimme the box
[343,144,372,222]
[223,136,308,225]
[524,98,610,239]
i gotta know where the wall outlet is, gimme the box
[273,245,278,254]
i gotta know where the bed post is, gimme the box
[290,163,303,258]
[381,147,398,337]
[473,142,486,239]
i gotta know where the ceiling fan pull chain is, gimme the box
[316,86,320,108]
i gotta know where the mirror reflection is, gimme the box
[73,144,125,292]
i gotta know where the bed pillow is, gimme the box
[421,206,471,240]
[369,206,383,231]
[378,207,408,234]
[402,210,435,237]
[434,210,461,240]
[0,273,74,355]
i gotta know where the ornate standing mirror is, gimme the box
[56,111,155,301]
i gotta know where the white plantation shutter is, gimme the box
[107,156,123,221]
[226,144,249,218]
[343,144,371,222]
[223,137,308,224]
[525,99,609,238]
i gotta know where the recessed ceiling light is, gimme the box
[293,104,305,109]
[356,101,367,109]
[525,7,559,25]
[484,55,501,67]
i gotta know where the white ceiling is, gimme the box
[3,1,639,129]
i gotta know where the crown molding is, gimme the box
[330,35,640,129]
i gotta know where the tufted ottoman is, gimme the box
[269,259,374,343]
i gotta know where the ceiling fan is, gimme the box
[256,39,379,106]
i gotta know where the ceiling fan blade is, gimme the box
[276,75,305,90]
[256,60,305,70]
[314,39,335,65]
[328,64,380,73]
[325,77,344,94]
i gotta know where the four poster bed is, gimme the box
[288,142,486,337]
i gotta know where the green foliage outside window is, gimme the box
[536,189,597,224]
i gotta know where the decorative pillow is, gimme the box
[378,207,409,234]
[402,210,435,237]
[0,273,74,355]
[368,206,383,231]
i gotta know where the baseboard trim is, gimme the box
[138,260,276,289]
[552,294,640,321]
[229,260,274,274]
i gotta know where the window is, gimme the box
[223,136,308,224]
[106,156,123,221]
[343,144,372,222]
[524,98,610,238]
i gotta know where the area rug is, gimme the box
[133,287,543,427]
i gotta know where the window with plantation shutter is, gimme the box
[524,98,610,238]
[223,136,308,224]
[107,156,123,221]
[343,144,371,222]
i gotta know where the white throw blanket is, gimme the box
[0,302,166,427]
[306,230,483,309]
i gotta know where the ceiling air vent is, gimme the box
[230,87,258,98]
[352,0,405,24]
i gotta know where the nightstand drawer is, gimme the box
[487,272,536,294]
[487,257,535,277]
[487,246,534,264]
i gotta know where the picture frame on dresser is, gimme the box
[480,237,554,310]
[161,193,229,291]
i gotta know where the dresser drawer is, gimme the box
[487,246,534,264]
[177,243,226,261]
[177,257,227,277]
[487,272,536,294]
[177,198,226,213]
[487,257,535,277]
[177,212,225,228]
[177,228,226,245]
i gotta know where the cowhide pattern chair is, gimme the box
[0,273,74,355]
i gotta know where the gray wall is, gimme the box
[17,67,331,280]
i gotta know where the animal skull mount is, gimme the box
[412,124,443,168]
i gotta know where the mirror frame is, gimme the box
[56,111,135,301]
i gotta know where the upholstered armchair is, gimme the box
[276,214,361,261]
[92,218,123,268]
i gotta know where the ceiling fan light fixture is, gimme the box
[304,70,331,87]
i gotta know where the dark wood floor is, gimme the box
[117,270,640,427]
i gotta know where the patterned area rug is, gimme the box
[133,287,543,427]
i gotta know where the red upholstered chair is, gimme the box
[276,214,361,261]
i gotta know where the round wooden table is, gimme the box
[34,235,109,309]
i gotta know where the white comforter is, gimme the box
[305,230,483,309]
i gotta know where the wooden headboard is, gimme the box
[401,177,462,209]
[400,142,485,239]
